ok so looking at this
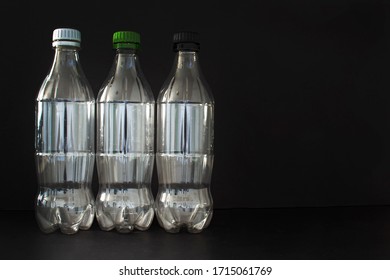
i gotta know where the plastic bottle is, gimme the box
[96,31,155,233]
[35,28,95,234]
[155,31,214,233]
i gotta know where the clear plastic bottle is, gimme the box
[96,31,155,233]
[35,28,95,234]
[155,31,214,233]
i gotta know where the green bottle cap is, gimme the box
[113,31,140,49]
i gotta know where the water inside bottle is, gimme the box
[35,101,95,234]
[96,182,154,232]
[96,154,154,232]
[156,103,214,233]
[96,102,154,232]
[155,183,213,233]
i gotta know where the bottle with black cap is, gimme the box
[35,28,95,234]
[155,31,214,233]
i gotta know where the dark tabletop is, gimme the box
[1,206,390,260]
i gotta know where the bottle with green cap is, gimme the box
[35,28,95,234]
[155,31,214,233]
[96,31,155,233]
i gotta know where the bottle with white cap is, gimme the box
[35,28,95,234]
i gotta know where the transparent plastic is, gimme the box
[96,49,155,233]
[35,45,95,234]
[156,51,214,233]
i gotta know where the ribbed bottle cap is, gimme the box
[173,31,200,52]
[113,31,140,49]
[52,28,81,47]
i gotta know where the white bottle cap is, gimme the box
[52,28,81,47]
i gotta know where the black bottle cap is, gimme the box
[173,31,200,52]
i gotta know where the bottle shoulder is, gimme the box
[37,71,94,102]
[157,71,214,104]
[97,68,155,103]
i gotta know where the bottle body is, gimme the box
[96,48,155,233]
[35,42,95,234]
[156,50,214,233]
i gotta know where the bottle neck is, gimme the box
[53,46,80,68]
[174,51,201,71]
[115,48,138,69]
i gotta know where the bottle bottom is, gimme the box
[35,184,95,234]
[96,184,154,233]
[155,184,213,233]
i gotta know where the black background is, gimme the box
[1,0,390,211]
